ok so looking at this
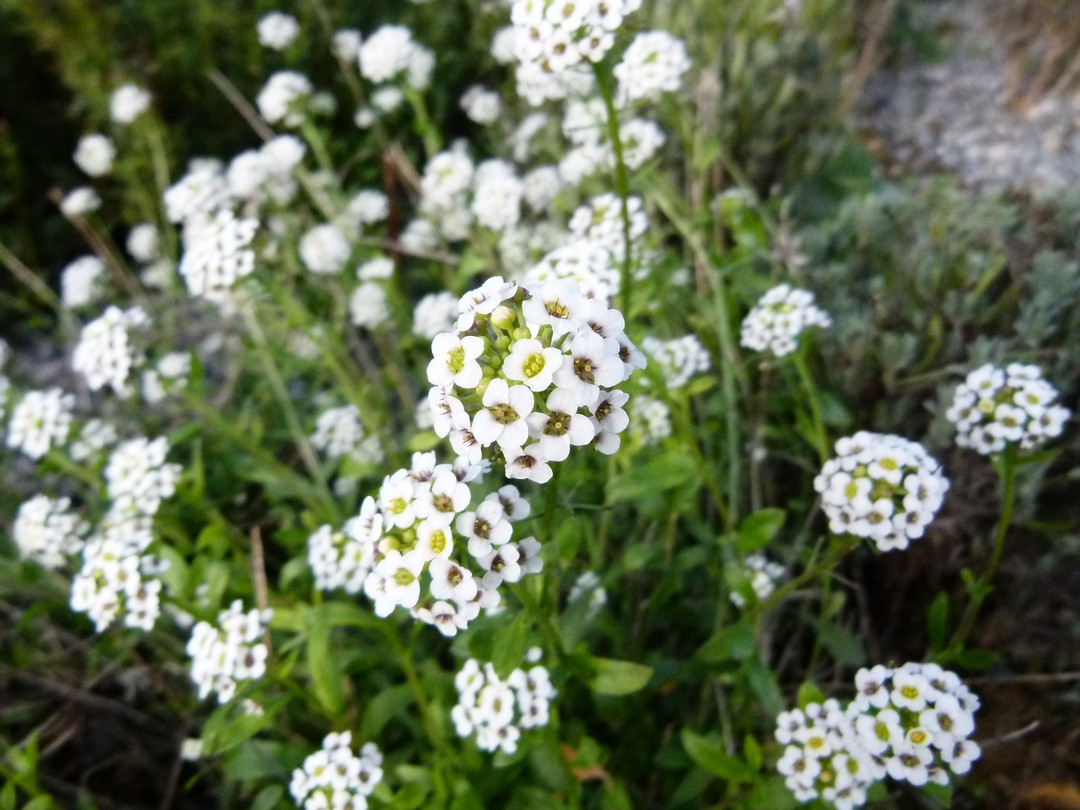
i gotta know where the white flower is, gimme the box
[73,134,115,177]
[257,12,299,50]
[472,378,534,450]
[12,495,88,569]
[72,306,149,396]
[332,28,363,62]
[427,334,485,389]
[413,292,458,339]
[503,338,563,392]
[61,256,107,308]
[60,187,101,217]
[7,388,75,459]
[741,284,832,357]
[256,71,312,127]
[127,223,160,263]
[347,189,389,225]
[110,84,151,124]
[614,31,692,104]
[503,443,554,484]
[178,210,258,303]
[349,282,390,329]
[460,85,502,125]
[299,224,350,274]
[186,601,271,702]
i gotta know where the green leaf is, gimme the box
[736,508,786,553]
[796,681,825,710]
[927,592,950,652]
[696,621,755,662]
[201,704,276,755]
[607,452,700,504]
[251,785,284,810]
[924,781,953,807]
[742,734,762,772]
[588,657,653,696]
[407,431,442,452]
[680,729,754,783]
[359,684,414,739]
[745,659,784,716]
[306,606,346,716]
[0,782,15,810]
[492,611,531,678]
[20,798,52,810]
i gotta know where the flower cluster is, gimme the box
[524,241,620,305]
[946,363,1070,454]
[110,83,151,124]
[614,31,692,105]
[729,553,785,608]
[12,495,89,569]
[568,193,649,262]
[178,209,259,304]
[741,284,832,358]
[358,25,433,90]
[451,653,555,754]
[6,388,75,460]
[72,306,150,396]
[309,452,540,635]
[776,663,981,808]
[427,276,645,478]
[61,255,107,309]
[141,352,192,404]
[509,0,643,104]
[73,134,115,177]
[257,12,299,50]
[311,405,373,461]
[186,600,272,703]
[814,432,949,552]
[641,334,710,389]
[70,437,182,632]
[631,395,673,446]
[289,733,384,810]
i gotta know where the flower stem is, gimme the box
[753,534,861,617]
[948,445,1018,651]
[792,349,830,465]
[594,64,634,316]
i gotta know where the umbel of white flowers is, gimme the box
[426,276,646,483]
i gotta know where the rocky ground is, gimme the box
[861,0,1080,195]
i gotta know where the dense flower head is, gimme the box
[69,418,118,462]
[257,11,300,50]
[126,223,160,264]
[614,31,692,105]
[741,284,832,357]
[60,187,101,217]
[72,306,150,396]
[299,223,351,275]
[165,159,231,224]
[141,351,192,404]
[509,0,644,104]
[946,363,1070,455]
[426,275,645,477]
[729,553,785,608]
[178,209,259,303]
[289,733,384,810]
[256,71,313,127]
[7,388,75,460]
[309,453,538,634]
[73,133,116,177]
[358,25,433,89]
[569,193,649,260]
[104,436,182,515]
[61,255,107,309]
[776,664,980,807]
[461,85,502,125]
[413,291,459,340]
[814,432,949,552]
[71,538,165,632]
[451,652,555,754]
[524,240,619,304]
[13,495,89,569]
[631,394,672,445]
[110,83,151,124]
[311,405,368,460]
[186,600,272,703]
[641,334,709,389]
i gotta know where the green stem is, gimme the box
[542,463,562,546]
[792,350,830,465]
[404,86,441,160]
[753,534,861,618]
[239,305,337,517]
[949,446,1018,650]
[594,64,634,316]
